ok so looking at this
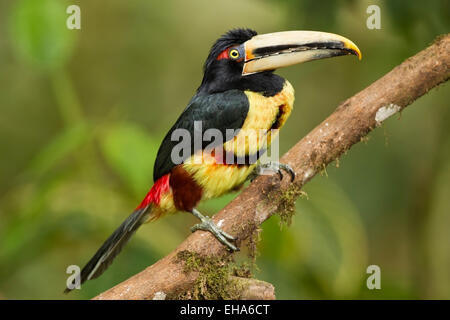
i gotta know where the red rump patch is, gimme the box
[216,48,229,60]
[136,174,170,209]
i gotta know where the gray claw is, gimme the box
[191,216,239,252]
[255,161,296,182]
[278,163,296,182]
[277,170,283,181]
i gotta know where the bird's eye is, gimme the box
[229,49,240,59]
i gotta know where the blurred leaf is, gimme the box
[99,122,159,197]
[51,70,84,125]
[426,139,450,298]
[135,217,186,256]
[9,0,76,70]
[26,123,89,177]
[272,0,347,29]
[291,177,368,298]
[385,0,450,43]
[0,181,56,265]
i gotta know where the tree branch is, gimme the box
[94,34,450,300]
[231,277,275,300]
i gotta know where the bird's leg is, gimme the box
[249,161,296,182]
[190,208,239,251]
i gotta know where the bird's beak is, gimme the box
[242,31,361,75]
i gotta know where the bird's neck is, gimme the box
[198,72,286,97]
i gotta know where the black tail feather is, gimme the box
[64,206,151,293]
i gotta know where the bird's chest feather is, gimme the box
[182,80,294,199]
[224,80,294,156]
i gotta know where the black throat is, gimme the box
[198,69,285,97]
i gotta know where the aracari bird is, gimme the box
[66,28,361,292]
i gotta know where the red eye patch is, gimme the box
[216,48,229,60]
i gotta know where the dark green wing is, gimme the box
[153,90,249,181]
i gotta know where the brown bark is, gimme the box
[232,277,275,300]
[94,34,450,300]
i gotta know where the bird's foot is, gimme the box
[190,209,239,251]
[250,161,296,182]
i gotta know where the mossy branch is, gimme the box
[94,34,450,300]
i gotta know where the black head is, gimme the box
[196,28,362,97]
[197,28,285,97]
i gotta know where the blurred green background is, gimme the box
[0,0,449,299]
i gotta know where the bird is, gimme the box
[65,28,361,293]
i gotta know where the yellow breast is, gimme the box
[223,80,294,157]
[184,80,295,199]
